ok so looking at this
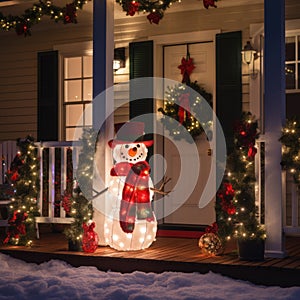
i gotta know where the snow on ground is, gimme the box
[0,253,300,300]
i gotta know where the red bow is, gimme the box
[147,12,161,24]
[178,57,195,77]
[203,0,217,9]
[178,93,191,124]
[64,3,77,24]
[82,222,99,253]
[248,145,257,159]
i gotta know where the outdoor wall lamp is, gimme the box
[113,47,126,71]
[241,41,259,79]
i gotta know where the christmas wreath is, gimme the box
[116,0,219,24]
[0,0,90,36]
[158,54,213,142]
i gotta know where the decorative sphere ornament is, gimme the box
[199,233,223,256]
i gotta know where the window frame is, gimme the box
[54,41,93,141]
[285,32,300,93]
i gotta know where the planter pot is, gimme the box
[237,238,265,261]
[68,240,82,252]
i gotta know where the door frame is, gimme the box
[150,30,220,232]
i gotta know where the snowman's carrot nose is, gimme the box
[128,147,137,157]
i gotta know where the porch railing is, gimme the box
[34,141,81,238]
[256,140,300,236]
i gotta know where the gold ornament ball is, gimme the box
[198,233,223,256]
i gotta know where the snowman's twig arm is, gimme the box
[91,187,109,199]
[150,187,171,195]
[150,176,172,196]
[158,176,171,191]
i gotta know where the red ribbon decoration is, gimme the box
[3,211,28,244]
[147,11,161,24]
[205,222,218,234]
[178,57,195,78]
[178,93,191,124]
[82,222,99,253]
[203,0,217,9]
[248,145,257,159]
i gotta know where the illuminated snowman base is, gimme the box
[104,208,157,251]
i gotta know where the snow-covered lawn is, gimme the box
[0,253,299,300]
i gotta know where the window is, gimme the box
[286,34,300,118]
[63,56,93,141]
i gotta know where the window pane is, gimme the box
[66,127,84,141]
[66,104,83,126]
[83,79,92,101]
[83,56,93,77]
[298,36,300,61]
[286,93,300,118]
[286,63,295,89]
[64,57,82,79]
[83,104,92,126]
[64,80,82,102]
[286,36,295,61]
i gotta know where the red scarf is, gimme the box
[111,161,154,233]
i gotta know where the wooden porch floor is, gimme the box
[0,229,300,287]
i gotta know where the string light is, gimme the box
[3,136,40,246]
[0,0,90,36]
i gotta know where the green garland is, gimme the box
[280,118,300,186]
[0,0,90,36]
[4,136,40,246]
[212,112,266,244]
[158,81,213,142]
[116,0,219,24]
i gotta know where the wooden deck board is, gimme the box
[0,232,300,287]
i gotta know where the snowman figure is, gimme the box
[103,122,158,251]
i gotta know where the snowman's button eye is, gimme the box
[136,144,140,148]
[125,145,129,148]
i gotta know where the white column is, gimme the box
[264,0,286,258]
[92,0,114,244]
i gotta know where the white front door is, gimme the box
[163,42,215,226]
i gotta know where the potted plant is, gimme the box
[214,112,266,260]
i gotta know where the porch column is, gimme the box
[264,0,286,257]
[92,0,114,244]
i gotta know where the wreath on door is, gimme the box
[158,53,213,142]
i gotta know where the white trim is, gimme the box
[54,41,93,57]
[150,29,220,224]
[149,29,221,45]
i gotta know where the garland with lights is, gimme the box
[279,118,300,186]
[63,128,97,247]
[158,54,212,142]
[209,112,266,247]
[3,136,40,246]
[116,0,219,24]
[0,0,90,36]
[63,179,93,247]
